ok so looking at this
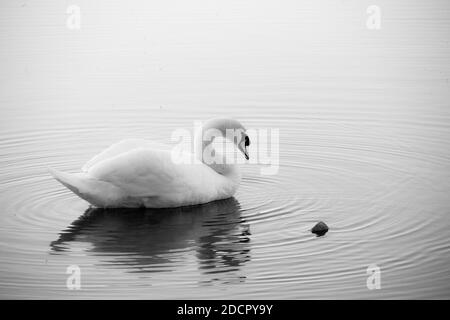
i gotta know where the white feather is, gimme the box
[50,119,247,208]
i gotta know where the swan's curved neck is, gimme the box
[194,119,242,176]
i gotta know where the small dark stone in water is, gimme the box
[311,221,329,236]
[241,225,251,236]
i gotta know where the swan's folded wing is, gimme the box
[85,148,209,198]
[82,139,170,172]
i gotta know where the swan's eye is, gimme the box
[244,135,250,147]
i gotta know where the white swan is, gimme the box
[49,118,250,208]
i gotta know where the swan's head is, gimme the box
[201,118,250,160]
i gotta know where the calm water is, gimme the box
[1,1,450,299]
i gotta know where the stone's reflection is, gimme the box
[50,198,251,279]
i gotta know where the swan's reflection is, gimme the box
[51,198,251,282]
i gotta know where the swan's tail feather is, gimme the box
[48,167,126,207]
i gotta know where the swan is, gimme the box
[49,118,250,208]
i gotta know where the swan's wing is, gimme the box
[82,139,170,172]
[86,148,219,198]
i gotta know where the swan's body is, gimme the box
[50,118,250,208]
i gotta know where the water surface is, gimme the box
[1,0,450,299]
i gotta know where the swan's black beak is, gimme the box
[244,148,249,160]
[239,135,250,160]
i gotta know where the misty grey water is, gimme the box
[1,1,450,299]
